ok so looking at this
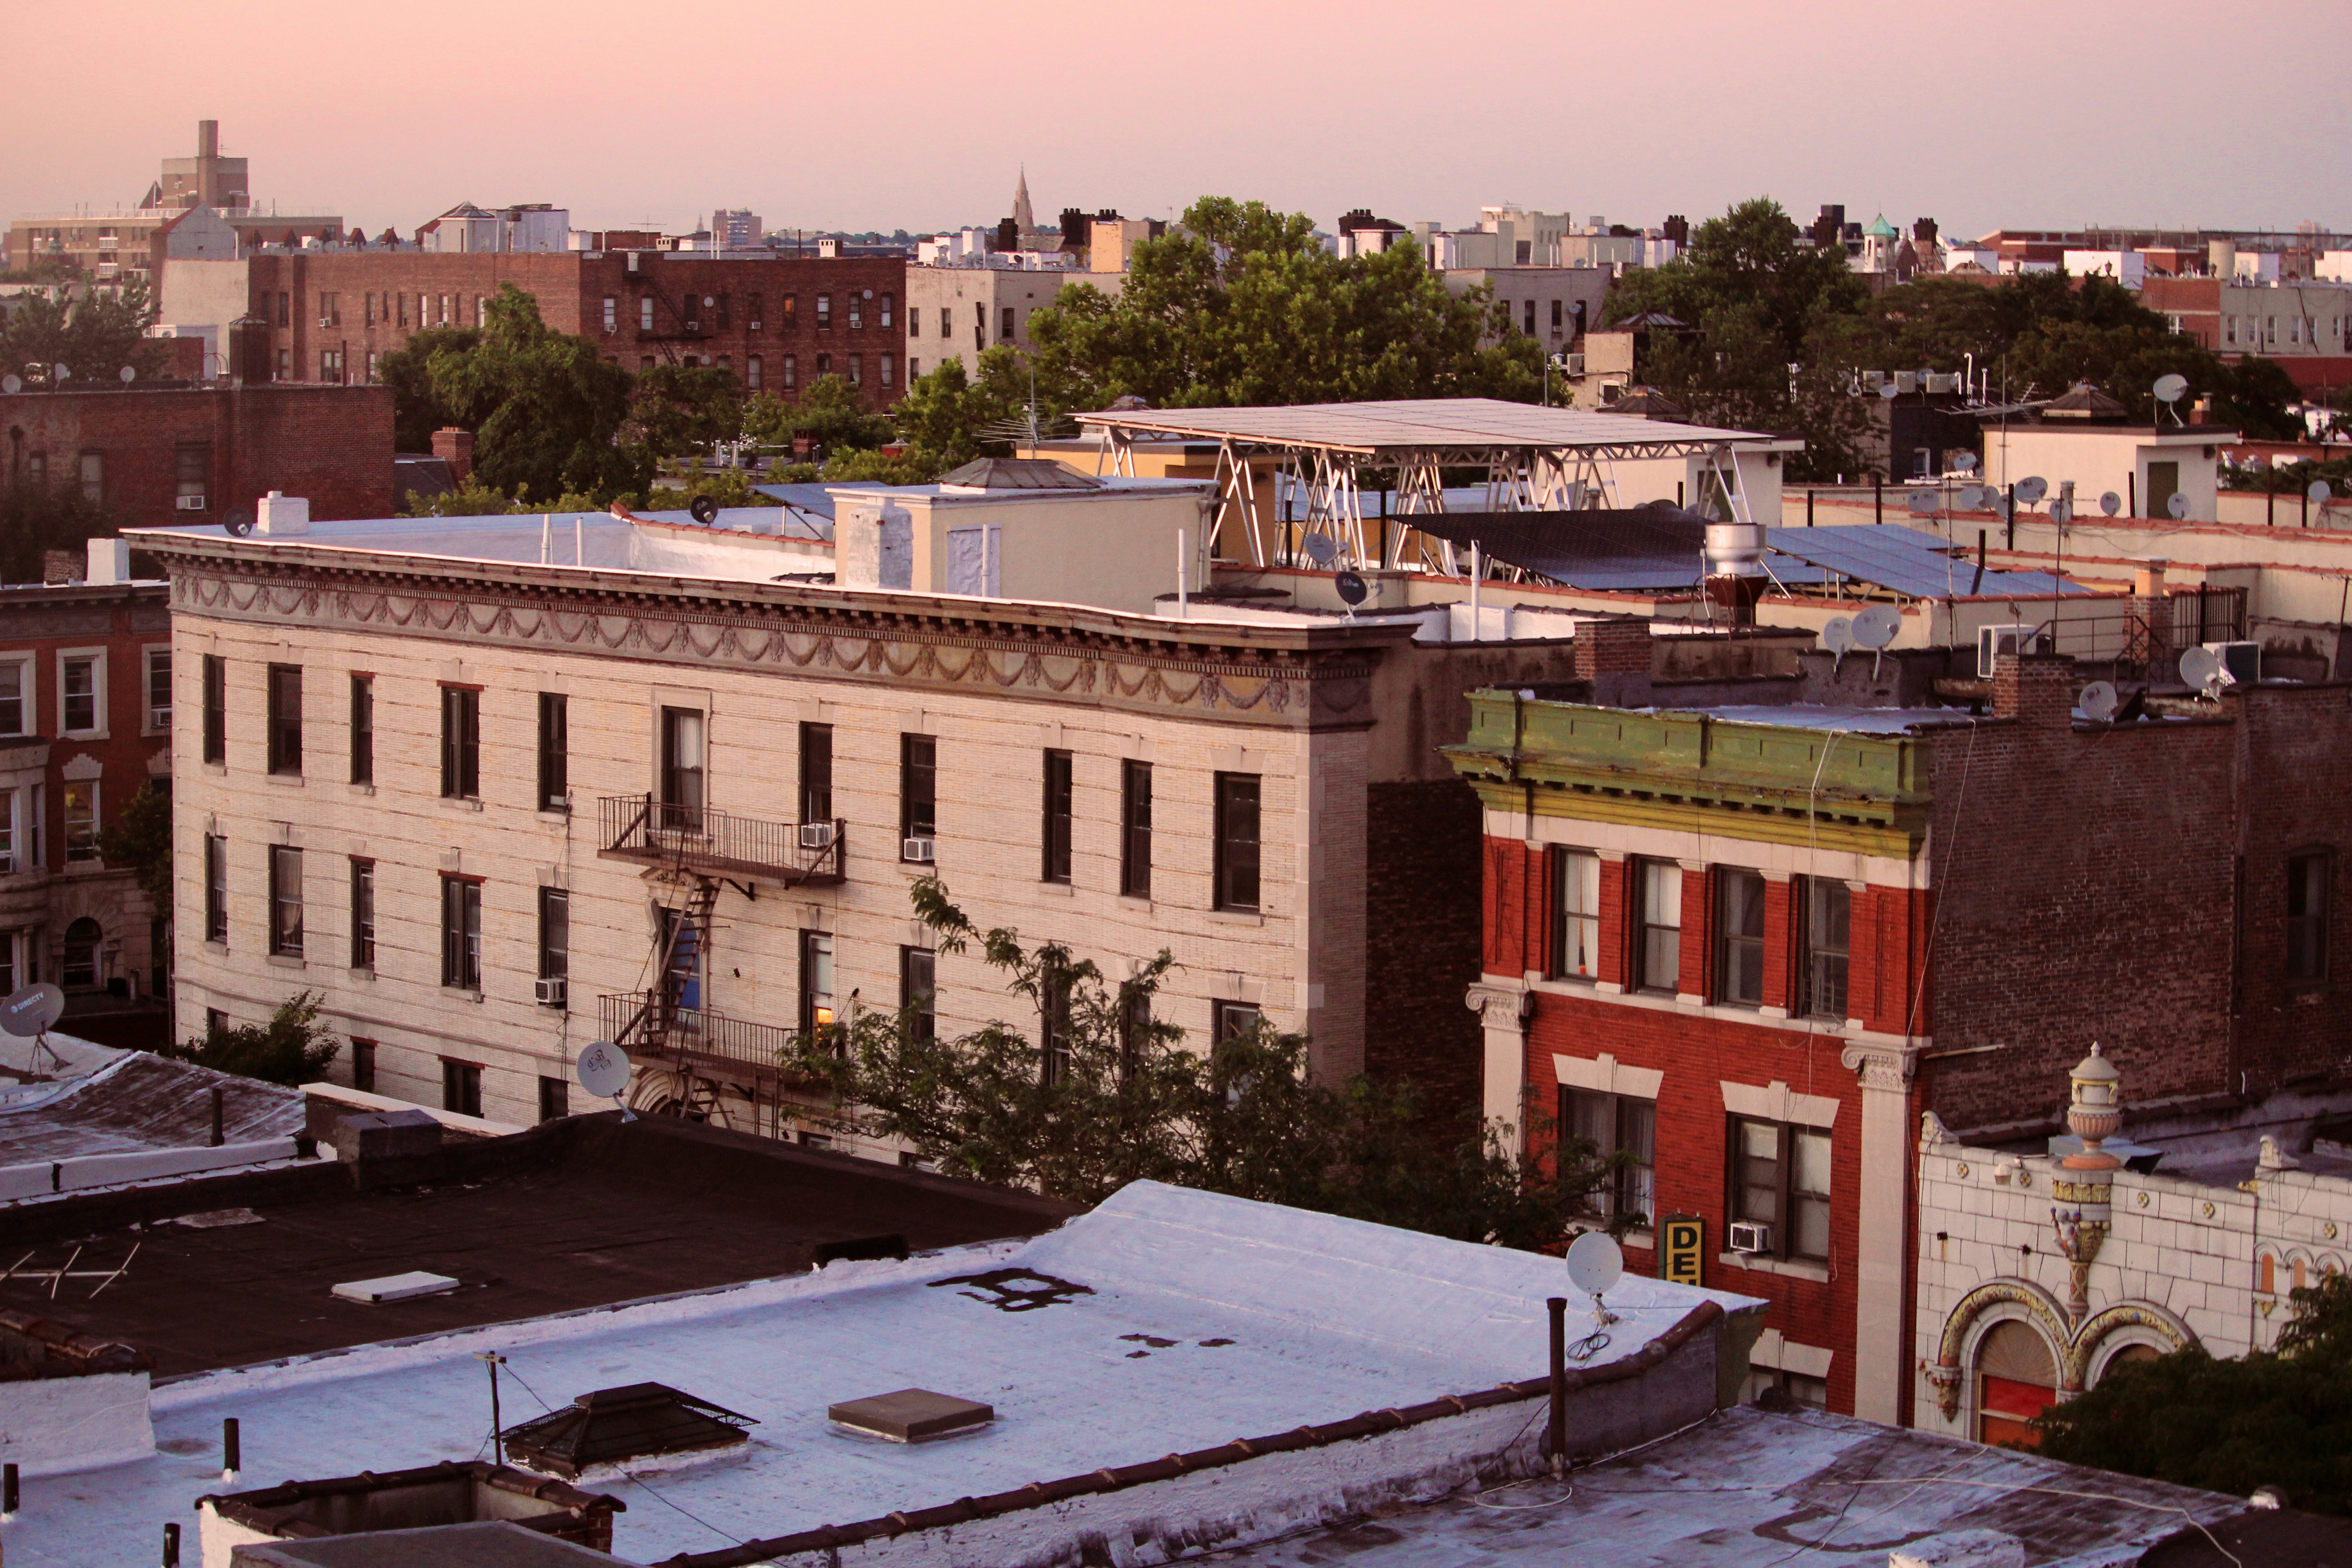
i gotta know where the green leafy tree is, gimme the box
[0,277,168,385]
[95,782,171,910]
[377,284,647,504]
[162,992,340,1087]
[622,363,745,460]
[784,879,1622,1247]
[891,355,1024,470]
[397,477,616,517]
[741,373,895,456]
[2034,1274,2352,1511]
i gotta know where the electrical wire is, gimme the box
[494,1362,750,1548]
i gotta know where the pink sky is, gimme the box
[9,0,2344,241]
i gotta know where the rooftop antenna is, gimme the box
[1821,614,1855,672]
[1852,603,1901,678]
[2078,679,2119,722]
[575,1039,635,1121]
[2152,372,2189,426]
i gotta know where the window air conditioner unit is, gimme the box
[1728,1220,1772,1254]
[536,977,567,1006]
[902,836,936,863]
[798,821,837,850]
[175,495,207,511]
[2204,640,2260,685]
[1977,623,2038,678]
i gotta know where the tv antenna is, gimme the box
[2178,644,2222,697]
[2078,680,2119,722]
[2152,373,2189,426]
[575,1039,635,1120]
[1851,603,1901,678]
[1821,615,1854,671]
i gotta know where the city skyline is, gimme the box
[5,0,2344,244]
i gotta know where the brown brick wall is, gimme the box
[2,385,393,530]
[1362,779,1484,1121]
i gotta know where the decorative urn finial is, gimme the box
[2063,1042,2123,1170]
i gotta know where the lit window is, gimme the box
[63,780,98,862]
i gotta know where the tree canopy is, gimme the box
[782,878,1623,1248]
[0,277,168,386]
[162,992,340,1087]
[0,473,115,583]
[2034,1274,2352,1511]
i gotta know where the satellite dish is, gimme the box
[1951,451,1979,473]
[2166,492,2189,519]
[1906,488,1938,515]
[688,495,719,525]
[0,375,17,394]
[1301,533,1339,568]
[1878,382,1899,400]
[2049,497,2073,524]
[2015,475,2048,505]
[0,984,65,1040]
[52,364,69,382]
[575,1040,632,1100]
[118,365,136,384]
[1333,570,1369,606]
[1821,616,1855,655]
[1564,1230,1624,1298]
[2243,453,2269,470]
[2152,373,2189,404]
[1852,604,1902,649]
[2178,645,2220,691]
[1959,485,1987,511]
[2311,480,2334,505]
[2078,680,2119,721]
[223,513,254,537]
[2099,491,2122,517]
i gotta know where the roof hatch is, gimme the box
[500,1383,755,1477]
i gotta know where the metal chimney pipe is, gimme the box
[1546,1296,1568,1473]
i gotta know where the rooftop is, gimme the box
[24,1181,1754,1566]
[0,1048,302,1172]
[1076,396,1796,458]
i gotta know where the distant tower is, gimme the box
[1012,167,1036,237]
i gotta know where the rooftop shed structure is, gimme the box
[1073,398,1797,572]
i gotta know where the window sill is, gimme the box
[204,763,227,776]
[1206,909,1263,927]
[265,953,305,969]
[1717,1250,1832,1283]
[61,859,107,875]
[348,967,375,982]
[1039,881,1074,897]
[349,782,376,797]
[440,797,485,813]
[1117,895,1153,913]
[440,987,485,1003]
[265,773,305,788]
[60,730,108,744]
[536,805,573,821]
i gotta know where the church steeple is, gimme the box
[1012,166,1035,235]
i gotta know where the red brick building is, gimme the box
[1450,632,2352,1426]
[0,555,174,1044]
[2,384,393,531]
[234,251,906,405]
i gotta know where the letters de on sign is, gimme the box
[1659,1215,1704,1287]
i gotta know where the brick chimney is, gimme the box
[431,427,475,485]
[1573,616,1654,707]
[1993,650,2075,728]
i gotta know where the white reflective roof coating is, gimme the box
[1076,397,1783,455]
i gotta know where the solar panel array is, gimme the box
[1767,524,2088,599]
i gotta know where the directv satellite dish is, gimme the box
[688,495,719,525]
[1952,451,1979,473]
[2152,373,2189,404]
[2015,475,2048,505]
[52,364,69,382]
[0,983,65,1040]
[0,375,17,394]
[1333,570,1369,606]
[1959,484,1986,510]
[2311,480,2334,505]
[1301,533,1339,567]
[2049,497,2073,524]
[1906,488,1938,515]
[1564,1230,1624,1298]
[1852,604,1902,649]
[118,365,136,384]
[575,1039,632,1101]
[1878,382,1899,400]
[2099,491,2122,517]
[1822,616,1854,666]
[2178,645,2221,692]
[223,513,254,537]
[2167,492,2189,519]
[2078,680,2119,721]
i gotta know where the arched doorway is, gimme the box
[61,918,102,990]
[1975,1319,2059,1447]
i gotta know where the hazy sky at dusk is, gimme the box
[10,0,2345,241]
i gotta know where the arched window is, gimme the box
[1975,1319,2058,1448]
[62,917,102,989]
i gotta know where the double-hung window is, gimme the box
[349,675,374,785]
[0,657,25,737]
[538,887,569,1004]
[202,655,225,764]
[799,722,833,826]
[901,946,936,1043]
[659,706,704,827]
[1119,760,1152,898]
[1214,773,1260,911]
[1730,1117,1833,1263]
[144,650,172,732]
[62,782,98,862]
[268,845,304,956]
[900,734,936,854]
[2288,850,2332,983]
[442,1060,483,1117]
[1041,750,1073,883]
[800,930,835,1040]
[536,693,568,811]
[1551,848,1599,980]
[349,859,375,970]
[204,834,229,941]
[1801,878,1851,1018]
[1634,859,1682,994]
[1041,969,1073,1084]
[440,687,480,799]
[1715,868,1766,1005]
[441,877,483,990]
[61,656,98,734]
[267,664,302,775]
[1563,1088,1656,1228]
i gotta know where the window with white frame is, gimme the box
[144,649,171,733]
[59,652,102,735]
[0,657,28,736]
[63,780,98,862]
[1563,1086,1655,1226]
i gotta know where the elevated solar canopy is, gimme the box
[1766,524,2091,599]
[1411,508,1822,593]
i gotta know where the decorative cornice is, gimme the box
[1840,1039,1919,1092]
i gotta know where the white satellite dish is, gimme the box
[1906,488,1938,515]
[2099,491,2122,517]
[2015,475,2048,505]
[2152,373,2189,405]
[1959,484,1986,511]
[575,1039,632,1101]
[1852,604,1901,649]
[2178,645,2221,692]
[1564,1230,1624,1298]
[0,374,16,394]
[2166,492,2189,519]
[2078,680,2119,721]
[1822,615,1855,658]
[118,365,136,384]
[0,983,65,1039]
[1878,382,1899,400]
[2049,497,2073,525]
[52,364,69,382]
[1951,451,1979,473]
[2311,480,2334,505]
[1300,533,1339,568]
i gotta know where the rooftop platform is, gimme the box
[1077,397,1793,460]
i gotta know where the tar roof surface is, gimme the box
[21,1182,1755,1568]
[1075,397,1781,455]
[0,1114,1074,1379]
[1217,1403,2245,1568]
